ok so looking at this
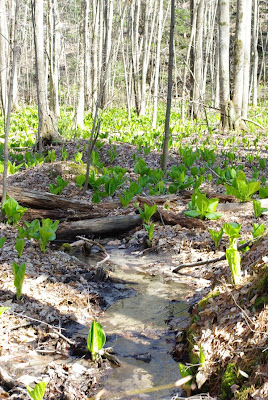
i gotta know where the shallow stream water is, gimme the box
[84,247,192,400]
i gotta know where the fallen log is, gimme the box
[57,214,142,239]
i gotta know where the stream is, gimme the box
[82,246,193,400]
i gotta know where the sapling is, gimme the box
[27,381,47,400]
[253,199,268,218]
[87,320,106,361]
[12,262,26,300]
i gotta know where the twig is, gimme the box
[11,311,75,345]
[241,117,265,130]
[76,236,110,267]
[173,240,253,273]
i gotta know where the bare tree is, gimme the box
[0,0,8,117]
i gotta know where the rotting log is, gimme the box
[57,215,142,239]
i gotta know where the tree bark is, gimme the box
[0,0,8,117]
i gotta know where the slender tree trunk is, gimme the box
[232,0,247,129]
[152,0,164,128]
[48,0,61,117]
[92,0,100,113]
[32,0,61,144]
[84,0,91,111]
[242,0,252,118]
[181,1,197,122]
[162,0,175,173]
[219,0,230,129]
[101,0,113,108]
[251,0,258,105]
[0,0,8,116]
[2,0,19,206]
[75,1,85,129]
[192,0,205,119]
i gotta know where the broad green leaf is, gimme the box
[226,248,241,285]
[225,184,240,199]
[184,210,201,218]
[27,381,47,400]
[139,204,157,224]
[12,262,26,300]
[0,307,10,316]
[206,198,219,213]
[87,320,106,361]
[205,212,223,220]
[195,193,209,215]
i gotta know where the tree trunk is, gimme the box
[242,0,252,118]
[232,0,247,129]
[32,0,61,144]
[192,0,205,119]
[48,0,61,117]
[0,0,8,117]
[251,0,259,106]
[218,0,230,129]
[162,0,175,172]
[152,0,164,128]
[75,1,85,129]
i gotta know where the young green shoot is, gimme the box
[27,381,47,400]
[87,320,106,361]
[12,262,26,300]
[253,199,268,218]
[208,228,223,249]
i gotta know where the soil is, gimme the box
[0,132,267,400]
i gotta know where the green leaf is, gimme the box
[259,186,268,199]
[252,223,265,238]
[12,262,26,300]
[0,236,6,249]
[87,320,106,361]
[184,210,201,218]
[0,307,10,316]
[223,222,241,239]
[15,238,25,258]
[139,203,157,224]
[253,199,268,218]
[27,381,47,400]
[195,192,209,215]
[199,346,205,367]
[205,212,223,220]
[207,198,219,213]
[209,228,223,248]
[178,363,192,378]
[226,248,241,285]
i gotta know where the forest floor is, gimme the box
[0,132,267,400]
